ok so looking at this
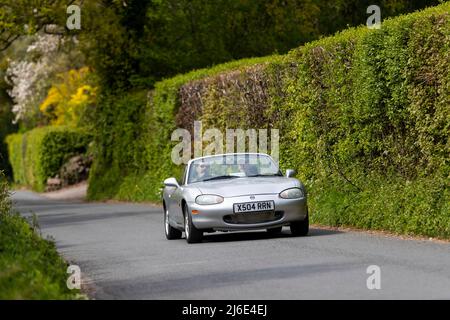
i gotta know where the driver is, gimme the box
[194,162,210,181]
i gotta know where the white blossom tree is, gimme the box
[5,33,83,126]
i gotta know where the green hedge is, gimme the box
[5,133,25,185]
[0,172,79,299]
[6,126,92,192]
[88,3,450,238]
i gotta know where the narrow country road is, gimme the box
[11,190,450,299]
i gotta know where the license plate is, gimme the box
[233,201,275,213]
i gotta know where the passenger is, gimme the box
[239,163,259,176]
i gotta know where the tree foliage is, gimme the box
[0,56,16,178]
[77,0,441,89]
[0,0,69,51]
[39,67,97,127]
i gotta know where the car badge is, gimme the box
[250,195,255,200]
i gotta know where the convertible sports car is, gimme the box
[162,153,309,243]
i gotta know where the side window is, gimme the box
[182,165,188,185]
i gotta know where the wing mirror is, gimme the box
[285,169,296,178]
[164,177,179,188]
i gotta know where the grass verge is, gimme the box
[0,173,83,299]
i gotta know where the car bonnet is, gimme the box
[193,176,299,197]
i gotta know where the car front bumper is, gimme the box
[188,194,308,231]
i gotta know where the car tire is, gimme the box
[184,205,203,243]
[165,207,182,240]
[290,215,309,236]
[267,226,282,235]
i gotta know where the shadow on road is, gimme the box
[201,227,342,243]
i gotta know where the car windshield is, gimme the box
[187,154,281,184]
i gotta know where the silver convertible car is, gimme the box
[162,153,309,243]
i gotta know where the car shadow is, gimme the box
[201,227,343,243]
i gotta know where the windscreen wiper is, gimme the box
[202,175,240,182]
[246,174,283,177]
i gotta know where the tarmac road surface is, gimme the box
[11,190,450,299]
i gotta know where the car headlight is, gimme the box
[195,194,224,205]
[279,187,304,199]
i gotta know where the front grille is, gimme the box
[223,211,284,224]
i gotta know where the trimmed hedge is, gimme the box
[6,126,92,192]
[88,3,450,238]
[5,133,25,185]
[0,172,79,299]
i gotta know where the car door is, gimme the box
[169,184,184,226]
[164,182,178,223]
[168,165,188,226]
